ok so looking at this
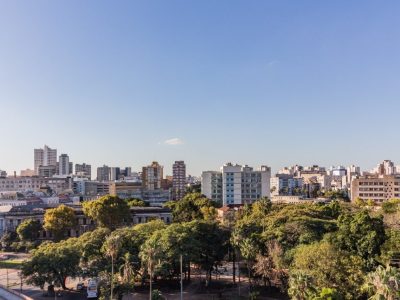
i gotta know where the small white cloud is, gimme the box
[164,138,184,145]
[268,60,280,66]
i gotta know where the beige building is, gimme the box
[34,145,57,175]
[142,162,163,190]
[351,175,400,203]
[109,181,142,198]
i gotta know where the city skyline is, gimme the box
[1,1,400,175]
[1,143,399,177]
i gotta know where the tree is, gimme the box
[334,210,386,269]
[313,288,343,300]
[253,240,286,288]
[380,229,400,266]
[0,231,19,251]
[83,195,130,230]
[288,272,317,300]
[104,234,122,300]
[165,192,216,223]
[188,220,230,285]
[75,227,111,277]
[382,199,400,214]
[17,219,42,241]
[21,241,80,289]
[363,265,400,300]
[126,198,148,207]
[291,241,365,299]
[43,205,77,241]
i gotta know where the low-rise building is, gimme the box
[351,174,400,203]
[0,204,172,239]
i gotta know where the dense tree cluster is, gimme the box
[18,193,400,299]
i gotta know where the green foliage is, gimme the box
[334,210,386,269]
[0,231,19,251]
[291,241,365,299]
[126,198,149,207]
[380,229,400,265]
[313,288,343,300]
[382,198,400,214]
[43,204,77,241]
[363,265,400,300]
[288,271,317,300]
[151,289,163,300]
[17,219,42,241]
[21,240,80,289]
[165,192,217,223]
[260,204,337,251]
[82,195,130,230]
[324,190,349,202]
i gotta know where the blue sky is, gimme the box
[1,1,400,175]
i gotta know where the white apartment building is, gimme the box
[202,163,271,206]
[270,175,303,196]
[201,171,222,203]
[34,145,57,175]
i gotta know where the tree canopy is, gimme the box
[43,204,77,241]
[83,195,130,230]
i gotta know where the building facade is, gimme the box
[172,161,186,200]
[34,145,57,175]
[97,165,111,182]
[75,163,92,179]
[0,176,72,193]
[58,154,72,175]
[351,174,400,203]
[142,162,163,190]
[202,163,271,205]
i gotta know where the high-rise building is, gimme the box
[142,162,163,190]
[172,161,186,200]
[202,163,271,206]
[75,163,92,179]
[371,160,396,175]
[97,165,111,182]
[110,167,121,181]
[58,154,72,175]
[34,145,57,175]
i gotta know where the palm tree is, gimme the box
[288,272,316,300]
[364,265,400,300]
[104,234,122,300]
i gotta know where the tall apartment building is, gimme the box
[97,165,111,182]
[351,174,400,203]
[142,162,163,190]
[202,163,271,206]
[110,167,121,181]
[172,161,186,200]
[75,163,92,179]
[34,145,57,175]
[201,171,222,202]
[58,154,72,175]
[371,160,396,175]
